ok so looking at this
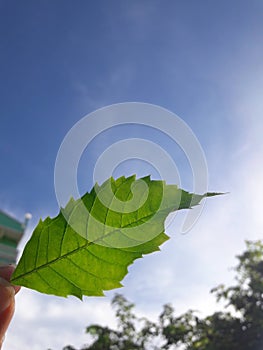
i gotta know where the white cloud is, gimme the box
[5,289,117,350]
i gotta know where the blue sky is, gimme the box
[1,1,263,349]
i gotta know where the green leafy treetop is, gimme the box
[11,175,219,298]
[59,240,263,350]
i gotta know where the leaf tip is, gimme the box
[205,192,227,197]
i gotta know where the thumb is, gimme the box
[0,277,15,349]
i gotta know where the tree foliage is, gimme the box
[60,240,263,350]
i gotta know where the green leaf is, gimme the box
[11,175,220,298]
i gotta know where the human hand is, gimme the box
[0,266,20,349]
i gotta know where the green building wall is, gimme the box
[0,210,26,265]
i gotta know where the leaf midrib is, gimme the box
[12,203,176,283]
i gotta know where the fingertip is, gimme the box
[0,266,21,294]
[0,278,15,313]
